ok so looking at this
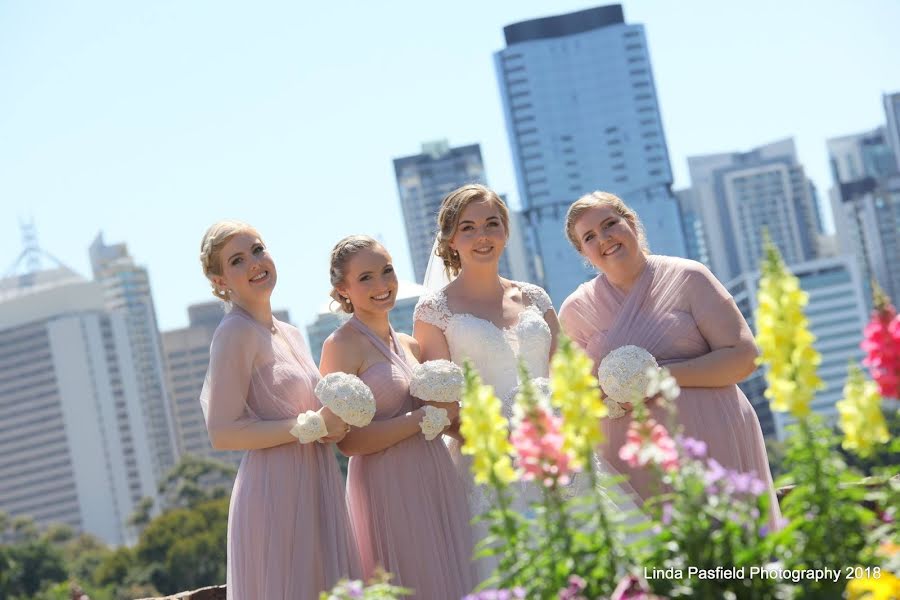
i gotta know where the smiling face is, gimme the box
[335,244,398,316]
[450,199,508,271]
[573,205,644,273]
[210,231,277,307]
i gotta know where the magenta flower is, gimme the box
[861,289,900,399]
[558,574,588,600]
[610,574,662,599]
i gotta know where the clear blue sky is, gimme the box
[2,1,899,333]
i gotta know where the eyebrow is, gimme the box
[582,217,615,239]
[459,216,501,225]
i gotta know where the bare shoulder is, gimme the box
[322,323,364,360]
[397,332,422,361]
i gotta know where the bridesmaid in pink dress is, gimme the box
[557,192,780,522]
[199,221,362,600]
[319,235,477,599]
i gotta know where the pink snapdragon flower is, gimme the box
[861,286,900,399]
[619,418,679,472]
[511,406,575,487]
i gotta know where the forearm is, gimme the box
[208,417,298,451]
[338,408,425,456]
[665,346,758,388]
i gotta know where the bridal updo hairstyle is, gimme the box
[329,235,381,314]
[200,219,263,302]
[564,191,650,254]
[435,184,510,278]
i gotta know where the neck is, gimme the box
[353,308,392,342]
[605,254,649,293]
[454,264,503,298]
[233,298,274,329]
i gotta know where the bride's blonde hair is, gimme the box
[435,184,510,278]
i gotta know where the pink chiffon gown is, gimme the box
[343,316,477,599]
[558,255,781,522]
[202,306,362,600]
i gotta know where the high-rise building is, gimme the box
[161,302,289,468]
[687,138,820,282]
[827,125,900,305]
[306,280,427,366]
[827,127,896,184]
[89,233,178,482]
[830,175,900,305]
[727,256,867,440]
[394,141,507,281]
[494,4,686,305]
[674,188,710,268]
[0,269,157,544]
[884,92,900,172]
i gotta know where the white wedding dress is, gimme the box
[413,281,555,580]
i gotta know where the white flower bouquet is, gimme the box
[315,372,377,428]
[409,359,464,404]
[419,405,452,441]
[597,345,659,418]
[290,410,329,443]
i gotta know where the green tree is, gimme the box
[134,496,228,594]
[155,454,236,511]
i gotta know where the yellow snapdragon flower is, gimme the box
[459,365,517,486]
[837,365,890,457]
[549,337,607,470]
[755,238,823,418]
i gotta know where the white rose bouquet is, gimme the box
[409,359,463,440]
[597,345,659,418]
[409,359,464,404]
[315,372,377,428]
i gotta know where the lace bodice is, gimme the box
[414,281,553,418]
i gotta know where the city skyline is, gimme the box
[2,1,900,332]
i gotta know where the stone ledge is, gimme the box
[137,586,226,600]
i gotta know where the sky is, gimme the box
[2,1,899,333]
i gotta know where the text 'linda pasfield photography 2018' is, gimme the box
[644,566,854,583]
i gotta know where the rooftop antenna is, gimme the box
[4,219,68,289]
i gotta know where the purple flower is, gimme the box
[727,471,765,496]
[661,502,674,525]
[759,516,789,537]
[677,435,707,459]
[704,458,727,492]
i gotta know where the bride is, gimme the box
[413,184,560,579]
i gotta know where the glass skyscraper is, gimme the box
[494,4,686,305]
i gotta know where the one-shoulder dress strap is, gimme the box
[348,317,414,379]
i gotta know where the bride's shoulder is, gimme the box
[413,287,451,329]
[511,280,554,314]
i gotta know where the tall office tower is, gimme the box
[89,233,178,482]
[162,302,289,468]
[306,280,427,365]
[726,256,867,440]
[827,124,900,304]
[885,92,900,172]
[494,4,686,305]
[828,127,897,183]
[394,141,509,280]
[674,188,711,268]
[0,269,157,544]
[687,138,820,282]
